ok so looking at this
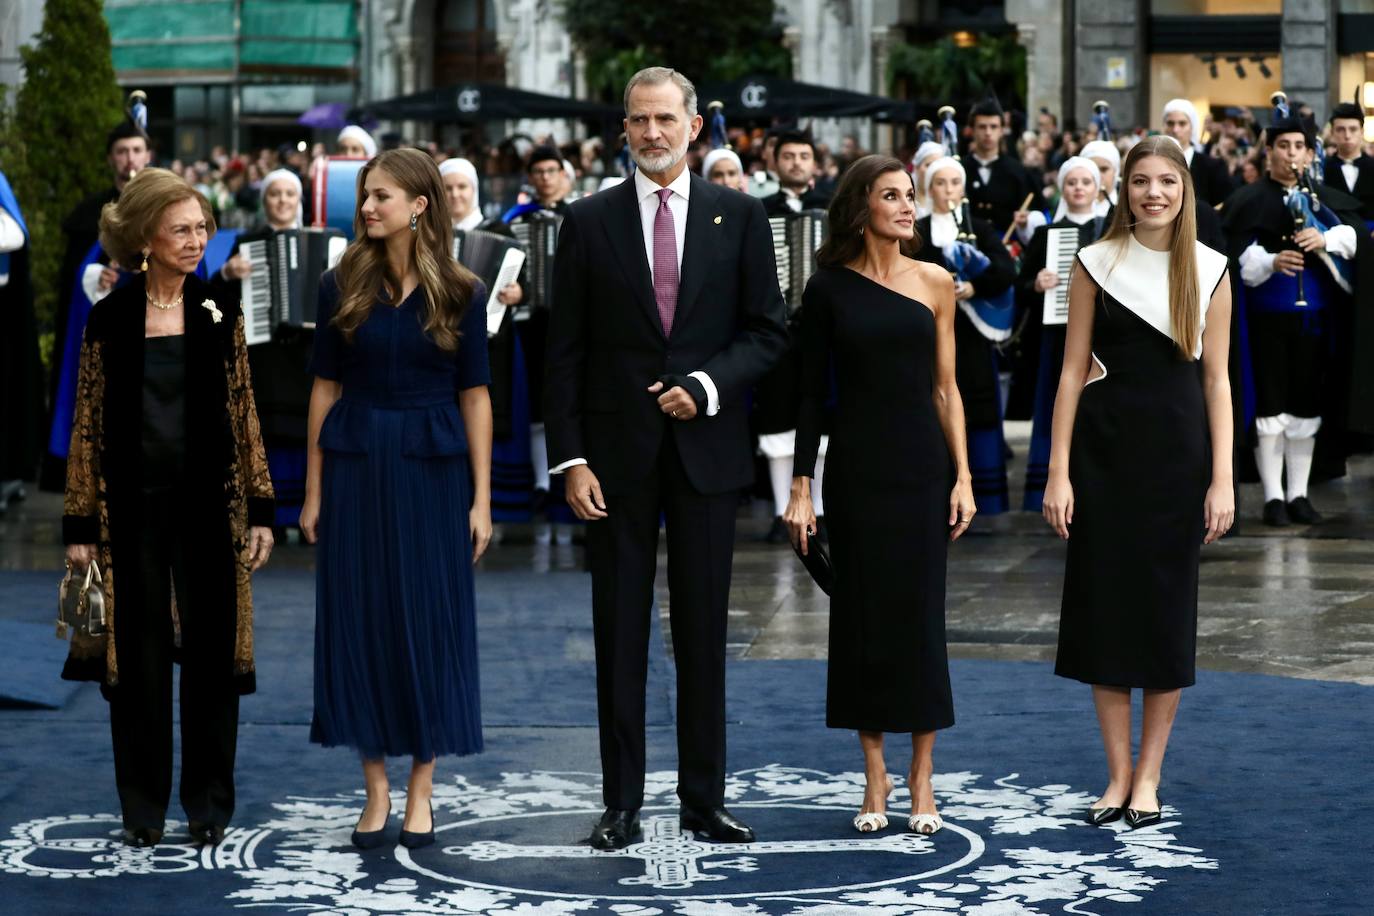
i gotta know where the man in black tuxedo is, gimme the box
[1323,102,1374,226]
[545,67,788,851]
[1162,98,1233,207]
[761,130,830,215]
[965,96,1043,246]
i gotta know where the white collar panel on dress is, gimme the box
[1075,234,1229,358]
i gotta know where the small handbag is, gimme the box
[57,559,108,639]
[791,528,835,596]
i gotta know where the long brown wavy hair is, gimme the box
[1096,136,1201,359]
[333,148,476,350]
[816,154,921,268]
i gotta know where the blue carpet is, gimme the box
[0,566,1369,915]
[0,573,86,709]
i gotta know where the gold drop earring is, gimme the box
[140,251,149,272]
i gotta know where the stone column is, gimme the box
[871,25,898,154]
[783,25,802,79]
[1073,0,1145,131]
[1005,0,1065,125]
[1282,0,1337,124]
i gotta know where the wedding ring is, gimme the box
[672,410,679,418]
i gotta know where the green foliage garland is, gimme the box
[888,33,1028,108]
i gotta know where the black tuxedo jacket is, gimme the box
[1189,150,1232,206]
[1323,154,1374,222]
[544,174,788,496]
[966,155,1037,236]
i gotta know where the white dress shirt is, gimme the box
[0,208,23,287]
[1341,159,1359,193]
[549,167,721,477]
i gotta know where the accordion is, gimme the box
[769,209,827,317]
[454,227,527,336]
[239,227,346,346]
[508,210,562,320]
[311,156,367,238]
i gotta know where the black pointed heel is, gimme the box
[1125,803,1163,830]
[399,800,435,849]
[351,801,391,850]
[1087,805,1124,826]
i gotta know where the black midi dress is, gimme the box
[794,266,954,733]
[1055,236,1229,689]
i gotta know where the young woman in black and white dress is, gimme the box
[1043,136,1234,829]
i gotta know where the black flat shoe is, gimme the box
[1287,496,1323,525]
[399,801,435,850]
[1262,499,1289,527]
[588,808,641,850]
[121,827,163,848]
[188,821,225,846]
[351,801,392,850]
[1086,805,1124,826]
[681,805,755,843]
[1125,805,1163,829]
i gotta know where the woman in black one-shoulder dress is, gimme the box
[1043,137,1234,830]
[786,156,975,837]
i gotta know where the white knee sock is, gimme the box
[768,455,792,518]
[1284,435,1316,502]
[530,423,549,492]
[812,448,826,517]
[1254,433,1285,503]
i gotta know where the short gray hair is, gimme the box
[623,67,698,119]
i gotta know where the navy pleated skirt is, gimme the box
[310,403,483,760]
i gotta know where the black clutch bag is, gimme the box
[792,531,834,595]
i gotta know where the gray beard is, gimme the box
[632,143,686,175]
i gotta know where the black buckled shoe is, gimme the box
[588,808,641,850]
[1262,499,1289,527]
[121,827,163,848]
[1286,496,1323,525]
[680,805,755,843]
[188,821,225,846]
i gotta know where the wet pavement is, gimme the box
[5,423,1372,685]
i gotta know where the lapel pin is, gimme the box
[714,215,722,224]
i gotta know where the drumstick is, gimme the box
[1002,193,1036,245]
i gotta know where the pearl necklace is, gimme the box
[146,291,184,311]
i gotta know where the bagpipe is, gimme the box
[945,198,1015,342]
[1273,92,1353,302]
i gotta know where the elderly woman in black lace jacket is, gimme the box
[62,168,275,849]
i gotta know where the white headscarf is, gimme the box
[1162,98,1202,149]
[439,157,482,229]
[702,148,743,180]
[260,168,304,228]
[1080,140,1121,206]
[1052,156,1102,223]
[337,125,377,159]
[923,156,966,198]
[911,141,946,173]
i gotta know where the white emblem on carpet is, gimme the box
[0,765,1217,914]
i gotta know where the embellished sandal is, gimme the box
[908,813,944,835]
[852,776,894,833]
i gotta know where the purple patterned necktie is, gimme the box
[652,188,678,337]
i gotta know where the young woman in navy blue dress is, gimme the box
[1043,137,1233,829]
[300,148,493,850]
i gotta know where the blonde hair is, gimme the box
[1097,135,1200,359]
[98,168,216,268]
[333,148,476,351]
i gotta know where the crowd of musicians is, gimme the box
[3,90,1373,537]
[4,65,1373,854]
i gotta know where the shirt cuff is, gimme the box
[688,371,720,417]
[0,209,24,253]
[550,458,587,475]
[1016,210,1046,244]
[1239,243,1276,287]
[82,263,114,305]
[1324,224,1357,260]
